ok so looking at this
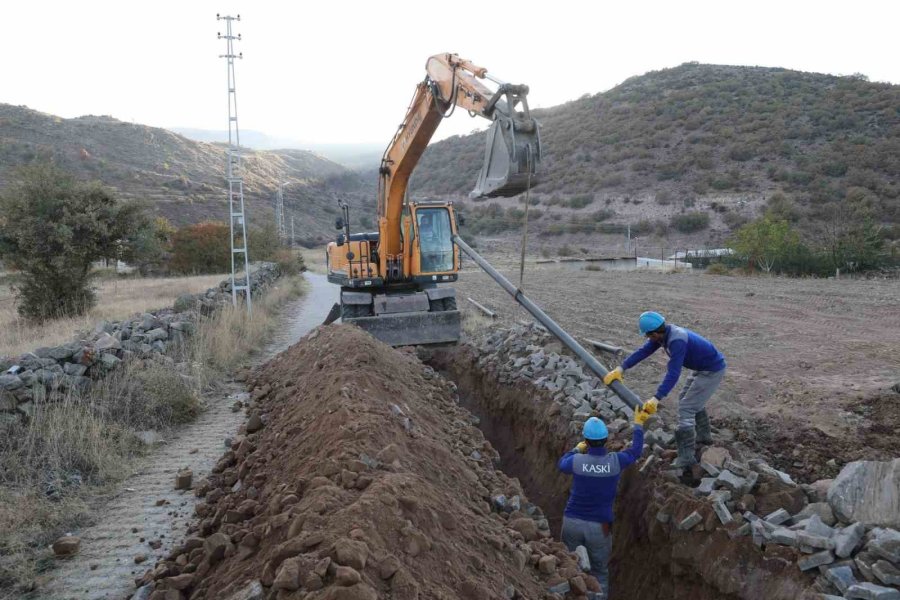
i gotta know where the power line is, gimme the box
[217,13,252,315]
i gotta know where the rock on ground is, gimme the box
[828,459,900,528]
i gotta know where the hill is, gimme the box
[169,127,383,169]
[410,64,900,250]
[0,104,371,245]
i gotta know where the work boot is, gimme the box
[694,409,713,445]
[673,427,698,468]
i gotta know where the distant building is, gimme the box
[667,248,735,260]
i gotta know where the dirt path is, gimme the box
[36,274,337,600]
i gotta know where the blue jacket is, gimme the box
[557,426,644,523]
[622,324,725,399]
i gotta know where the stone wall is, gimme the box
[0,263,284,424]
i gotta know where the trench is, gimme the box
[426,345,810,600]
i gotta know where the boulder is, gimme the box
[174,294,197,313]
[52,535,80,556]
[94,333,121,352]
[0,391,16,412]
[509,517,539,541]
[0,374,24,391]
[828,459,900,528]
[700,446,732,469]
[755,478,808,516]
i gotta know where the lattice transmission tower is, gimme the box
[217,13,252,314]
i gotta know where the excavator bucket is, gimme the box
[471,118,541,198]
[344,311,461,346]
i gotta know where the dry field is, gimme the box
[0,273,223,358]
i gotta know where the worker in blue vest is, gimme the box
[557,409,648,598]
[603,311,726,468]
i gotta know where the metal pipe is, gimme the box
[587,339,625,357]
[484,72,507,86]
[467,297,497,319]
[453,235,642,410]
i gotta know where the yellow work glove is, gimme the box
[575,441,589,453]
[642,397,659,415]
[602,366,623,387]
[634,408,651,427]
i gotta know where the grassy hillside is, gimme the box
[410,64,900,248]
[0,104,371,244]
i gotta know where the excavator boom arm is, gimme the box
[378,53,541,260]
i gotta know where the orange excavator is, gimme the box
[325,53,541,346]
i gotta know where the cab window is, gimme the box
[416,208,453,273]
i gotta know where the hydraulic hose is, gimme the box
[453,234,642,410]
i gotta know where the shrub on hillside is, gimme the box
[273,249,307,276]
[671,211,710,233]
[248,221,281,262]
[0,163,147,321]
[126,216,176,276]
[170,222,230,274]
[591,209,615,222]
[566,195,595,209]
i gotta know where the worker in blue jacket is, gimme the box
[557,410,648,598]
[603,311,726,468]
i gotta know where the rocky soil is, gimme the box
[133,319,900,600]
[427,321,900,600]
[138,325,599,599]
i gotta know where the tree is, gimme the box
[170,222,230,274]
[820,195,884,273]
[124,215,176,275]
[0,163,144,321]
[731,216,802,273]
[248,220,281,262]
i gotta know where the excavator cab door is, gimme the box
[471,116,541,198]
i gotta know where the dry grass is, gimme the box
[0,275,306,593]
[0,273,223,358]
[190,276,307,382]
[461,306,495,339]
[297,247,326,274]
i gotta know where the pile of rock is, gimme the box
[667,449,900,597]
[0,263,283,423]
[476,322,642,438]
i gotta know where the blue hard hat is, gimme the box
[583,417,609,441]
[638,311,666,335]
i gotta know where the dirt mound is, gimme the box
[138,324,596,599]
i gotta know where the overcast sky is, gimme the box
[4,1,898,146]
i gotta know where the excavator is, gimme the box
[325,53,648,414]
[325,53,541,346]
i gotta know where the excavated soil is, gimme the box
[428,345,816,600]
[138,321,849,600]
[146,325,598,599]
